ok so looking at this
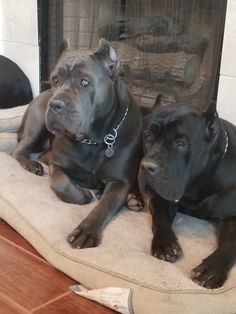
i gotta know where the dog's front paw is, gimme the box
[151,232,182,263]
[191,254,227,289]
[67,220,102,249]
[23,160,44,176]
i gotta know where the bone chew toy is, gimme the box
[70,285,133,314]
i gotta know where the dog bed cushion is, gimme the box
[0,104,28,153]
[0,152,236,314]
[0,104,28,132]
[0,132,18,153]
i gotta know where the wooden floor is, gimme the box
[0,220,116,314]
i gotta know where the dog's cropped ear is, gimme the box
[94,38,120,79]
[58,39,70,58]
[204,101,218,141]
[153,94,162,109]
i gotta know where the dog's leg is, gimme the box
[38,150,51,165]
[12,90,51,175]
[12,137,45,175]
[68,180,130,249]
[150,194,182,262]
[191,217,236,289]
[49,164,93,204]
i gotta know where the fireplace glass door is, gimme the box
[39,0,227,107]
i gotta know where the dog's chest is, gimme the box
[52,138,106,188]
[178,183,222,219]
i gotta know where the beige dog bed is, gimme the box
[0,104,28,152]
[0,151,236,314]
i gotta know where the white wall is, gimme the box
[0,0,39,97]
[217,0,236,124]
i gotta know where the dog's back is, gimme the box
[0,55,33,108]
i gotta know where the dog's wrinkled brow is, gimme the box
[150,123,162,136]
[57,65,69,75]
[151,106,199,126]
[69,59,87,72]
[56,61,88,79]
[150,111,182,129]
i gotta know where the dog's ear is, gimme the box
[204,100,218,141]
[153,94,162,109]
[58,39,70,58]
[94,38,120,79]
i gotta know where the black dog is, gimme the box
[0,55,33,108]
[139,96,236,289]
[12,39,142,249]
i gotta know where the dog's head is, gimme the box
[45,39,121,141]
[139,97,219,202]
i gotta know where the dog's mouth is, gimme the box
[45,112,76,138]
[139,167,185,203]
[148,181,183,202]
[45,119,63,135]
[45,118,98,144]
[155,185,183,202]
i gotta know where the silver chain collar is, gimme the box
[223,131,228,157]
[76,105,129,158]
[79,138,97,145]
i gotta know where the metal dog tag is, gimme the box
[105,146,114,158]
[104,129,117,158]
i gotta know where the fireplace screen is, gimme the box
[39,0,227,107]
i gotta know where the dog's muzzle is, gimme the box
[140,158,184,202]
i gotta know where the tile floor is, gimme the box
[0,220,116,314]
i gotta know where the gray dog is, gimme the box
[13,39,142,249]
[139,96,236,289]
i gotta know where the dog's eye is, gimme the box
[81,78,90,87]
[52,76,59,85]
[145,134,152,143]
[175,139,187,151]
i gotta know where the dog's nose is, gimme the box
[141,159,159,175]
[49,100,65,113]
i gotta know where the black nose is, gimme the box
[141,159,159,175]
[49,100,65,113]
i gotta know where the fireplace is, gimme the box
[38,0,227,108]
